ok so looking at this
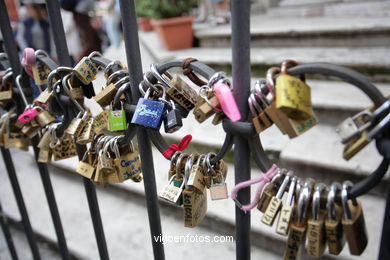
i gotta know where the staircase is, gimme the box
[1,1,389,259]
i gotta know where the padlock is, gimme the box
[113,142,143,182]
[0,78,13,102]
[76,149,96,179]
[325,183,345,255]
[284,179,314,260]
[32,60,50,86]
[35,87,53,104]
[94,109,109,134]
[131,87,166,129]
[38,148,52,163]
[257,172,284,213]
[210,171,228,200]
[65,111,89,137]
[167,74,197,112]
[262,172,292,226]
[160,174,184,204]
[38,131,52,149]
[108,102,127,132]
[51,136,77,161]
[276,60,313,120]
[341,181,368,256]
[36,109,55,127]
[164,100,183,133]
[98,147,116,175]
[94,83,117,108]
[210,75,241,122]
[77,118,95,144]
[249,93,273,134]
[193,92,220,123]
[336,110,372,144]
[74,56,99,84]
[187,155,206,192]
[183,188,207,228]
[306,183,327,258]
[18,107,39,124]
[276,177,297,236]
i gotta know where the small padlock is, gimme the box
[65,111,89,137]
[276,177,297,236]
[336,110,372,144]
[276,60,313,120]
[163,100,183,133]
[77,118,95,144]
[210,75,241,122]
[94,109,109,134]
[187,155,206,193]
[76,149,96,179]
[35,87,53,104]
[131,87,166,129]
[98,147,116,175]
[249,93,272,134]
[257,172,284,213]
[341,181,368,256]
[284,179,314,260]
[160,174,184,204]
[306,183,327,258]
[18,107,39,124]
[74,56,99,84]
[193,92,220,123]
[262,172,292,226]
[94,83,117,108]
[325,183,345,255]
[108,102,127,132]
[36,109,56,127]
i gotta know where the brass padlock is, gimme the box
[32,61,50,86]
[51,136,77,161]
[341,181,368,256]
[249,94,273,134]
[257,172,284,213]
[36,109,56,127]
[325,183,345,255]
[167,75,197,112]
[187,155,206,193]
[74,56,99,84]
[160,174,184,204]
[94,109,109,134]
[35,88,53,104]
[38,148,52,163]
[276,60,313,120]
[193,89,220,123]
[94,83,117,108]
[306,183,327,258]
[76,149,96,179]
[77,118,94,145]
[276,177,297,236]
[183,188,207,228]
[113,142,143,182]
[284,179,314,260]
[65,112,89,137]
[262,172,292,226]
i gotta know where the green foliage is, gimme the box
[135,0,198,19]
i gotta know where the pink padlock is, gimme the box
[18,108,39,123]
[213,80,241,122]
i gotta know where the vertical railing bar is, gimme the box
[379,173,390,259]
[118,1,165,259]
[0,1,70,259]
[30,136,70,260]
[231,1,252,260]
[44,1,110,259]
[0,148,41,260]
[0,201,19,260]
[0,1,41,259]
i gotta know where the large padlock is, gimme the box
[36,109,56,127]
[131,88,166,129]
[183,188,207,228]
[276,60,313,120]
[167,74,197,112]
[74,56,99,85]
[113,142,143,182]
[341,181,368,256]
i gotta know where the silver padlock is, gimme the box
[336,110,372,144]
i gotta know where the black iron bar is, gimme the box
[379,169,390,260]
[118,1,165,259]
[0,1,71,259]
[44,1,110,259]
[0,201,19,260]
[231,1,252,260]
[0,148,41,260]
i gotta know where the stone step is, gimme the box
[2,148,385,260]
[195,16,390,48]
[267,0,390,18]
[139,32,390,82]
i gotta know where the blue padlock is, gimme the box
[131,88,166,129]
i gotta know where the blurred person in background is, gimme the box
[59,0,102,60]
[16,0,56,56]
[100,0,121,48]
[196,0,230,25]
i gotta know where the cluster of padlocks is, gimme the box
[0,47,388,259]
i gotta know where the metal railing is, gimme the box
[0,0,389,260]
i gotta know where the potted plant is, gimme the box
[147,0,198,50]
[135,0,154,32]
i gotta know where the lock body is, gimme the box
[131,98,166,129]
